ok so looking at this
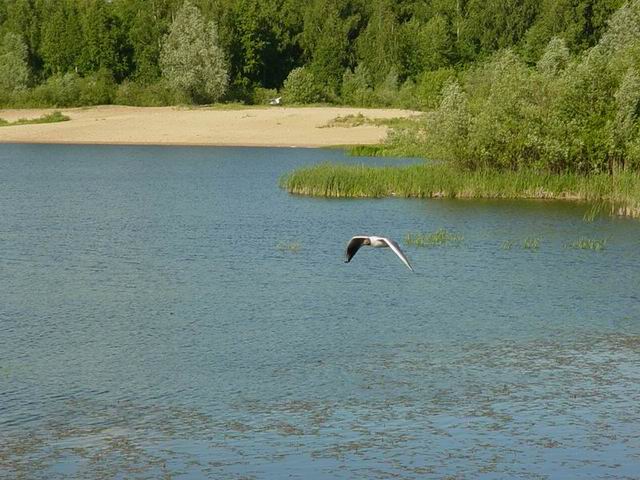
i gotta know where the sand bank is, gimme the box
[0,105,419,147]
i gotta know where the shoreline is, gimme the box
[0,105,420,148]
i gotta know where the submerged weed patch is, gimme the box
[501,240,516,250]
[405,229,463,247]
[522,237,541,250]
[566,237,607,251]
[277,241,302,253]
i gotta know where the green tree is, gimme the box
[0,32,30,93]
[301,0,362,94]
[160,1,229,103]
[537,37,570,76]
[399,15,452,78]
[524,0,624,60]
[609,68,640,170]
[356,1,400,86]
[463,0,539,55]
[3,0,42,74]
[282,66,323,103]
[78,0,130,80]
[39,0,82,75]
[220,0,302,95]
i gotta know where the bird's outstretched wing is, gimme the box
[380,237,414,271]
[345,236,368,263]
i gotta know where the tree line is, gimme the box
[2,0,639,175]
[0,0,624,107]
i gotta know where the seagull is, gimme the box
[345,235,414,271]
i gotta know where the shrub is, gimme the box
[114,80,185,106]
[282,67,324,104]
[250,87,278,105]
[414,68,456,110]
[341,65,375,106]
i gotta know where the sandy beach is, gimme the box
[0,105,419,147]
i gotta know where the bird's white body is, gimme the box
[368,236,389,248]
[344,235,414,271]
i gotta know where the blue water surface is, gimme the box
[1,144,639,479]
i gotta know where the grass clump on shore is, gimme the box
[0,111,69,127]
[566,237,608,251]
[280,163,640,218]
[405,229,463,247]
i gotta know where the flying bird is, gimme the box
[345,235,414,271]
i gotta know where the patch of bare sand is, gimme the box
[0,105,420,147]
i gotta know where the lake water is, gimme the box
[1,144,639,479]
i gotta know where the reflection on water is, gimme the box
[1,144,639,479]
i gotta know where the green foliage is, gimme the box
[40,0,83,75]
[0,0,636,124]
[280,162,640,218]
[27,73,82,106]
[301,0,360,94]
[341,65,375,106]
[114,80,186,106]
[522,237,541,250]
[537,37,570,76]
[250,87,278,105]
[0,111,70,127]
[282,67,324,103]
[159,1,228,103]
[0,32,29,94]
[566,237,608,250]
[414,68,457,110]
[355,1,400,86]
[405,229,463,247]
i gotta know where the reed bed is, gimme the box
[405,228,463,247]
[280,163,640,218]
[522,237,541,250]
[566,237,608,251]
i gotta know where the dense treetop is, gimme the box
[2,0,639,175]
[0,0,625,105]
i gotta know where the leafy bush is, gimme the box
[28,73,82,107]
[250,87,278,105]
[341,65,375,106]
[78,69,116,105]
[414,68,457,110]
[114,80,185,106]
[282,67,324,104]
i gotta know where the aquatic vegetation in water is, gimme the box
[404,228,463,247]
[281,163,640,219]
[566,237,608,251]
[583,202,606,223]
[522,237,541,250]
[501,240,515,250]
[276,241,301,253]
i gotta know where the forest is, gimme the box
[1,0,640,173]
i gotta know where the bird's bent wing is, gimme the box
[345,236,368,263]
[381,237,414,271]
